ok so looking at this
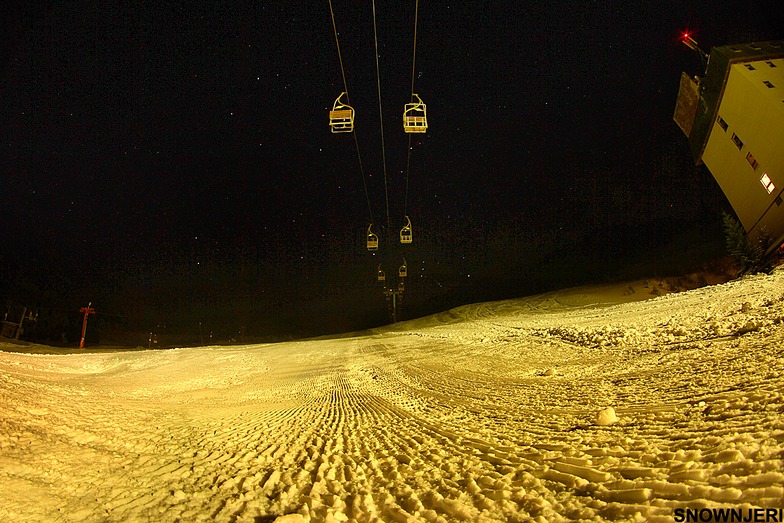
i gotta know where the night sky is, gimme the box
[1,2,782,342]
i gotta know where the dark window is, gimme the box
[746,152,759,170]
[777,196,783,206]
[717,116,729,131]
[745,64,756,71]
[763,81,775,88]
[767,61,777,68]
[732,133,744,150]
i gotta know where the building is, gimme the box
[674,39,784,254]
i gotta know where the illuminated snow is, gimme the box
[1,268,783,522]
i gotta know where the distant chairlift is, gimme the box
[330,92,355,133]
[400,216,412,244]
[403,93,427,133]
[399,258,407,278]
[377,265,386,282]
[367,224,379,251]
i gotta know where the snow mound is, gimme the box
[596,406,619,426]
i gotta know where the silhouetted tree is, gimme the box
[721,211,771,275]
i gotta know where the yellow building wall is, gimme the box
[702,58,784,247]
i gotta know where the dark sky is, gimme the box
[1,1,781,340]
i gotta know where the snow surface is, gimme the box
[1,269,783,522]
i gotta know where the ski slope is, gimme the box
[2,269,783,522]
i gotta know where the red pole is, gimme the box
[79,303,95,349]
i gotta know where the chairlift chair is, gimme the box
[377,265,386,282]
[330,92,355,133]
[398,281,405,292]
[403,93,427,133]
[367,224,379,251]
[399,258,407,278]
[400,216,412,244]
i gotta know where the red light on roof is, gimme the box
[680,31,699,51]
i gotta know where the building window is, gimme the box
[777,196,783,206]
[717,116,729,131]
[731,133,744,150]
[745,64,756,71]
[767,61,778,68]
[746,152,759,170]
[760,173,775,194]
[763,81,775,88]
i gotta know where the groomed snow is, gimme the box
[1,269,783,522]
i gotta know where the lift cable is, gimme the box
[372,0,392,234]
[409,0,420,98]
[352,134,374,226]
[327,0,350,99]
[404,134,412,216]
[403,0,420,217]
[328,0,375,225]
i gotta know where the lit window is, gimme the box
[760,173,775,194]
[745,64,756,71]
[731,133,744,150]
[717,116,729,131]
[763,81,775,88]
[746,152,759,170]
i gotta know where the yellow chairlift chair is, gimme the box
[330,92,355,133]
[399,258,407,278]
[377,265,386,282]
[367,224,379,251]
[400,216,412,244]
[403,93,427,133]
